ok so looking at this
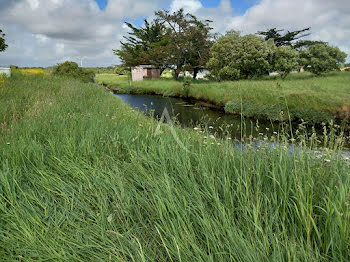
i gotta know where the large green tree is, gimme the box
[154,9,213,79]
[114,20,170,73]
[300,43,347,75]
[271,46,299,78]
[207,31,274,80]
[0,29,8,52]
[115,9,213,80]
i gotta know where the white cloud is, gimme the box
[0,0,349,66]
[170,0,203,13]
[228,0,350,61]
[27,0,39,10]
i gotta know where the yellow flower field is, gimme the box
[17,68,46,74]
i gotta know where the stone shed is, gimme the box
[131,65,160,82]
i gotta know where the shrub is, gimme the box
[10,65,19,70]
[115,65,129,75]
[182,76,192,97]
[53,61,95,83]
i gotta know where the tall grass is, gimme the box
[96,72,350,123]
[0,73,349,261]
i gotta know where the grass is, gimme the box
[1,73,350,261]
[95,71,350,123]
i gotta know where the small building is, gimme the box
[131,65,160,82]
[0,67,11,77]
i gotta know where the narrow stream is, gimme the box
[116,94,278,137]
[116,94,350,158]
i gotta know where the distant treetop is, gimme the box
[0,29,8,52]
[257,27,325,49]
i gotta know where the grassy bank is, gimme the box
[96,72,350,123]
[1,73,350,261]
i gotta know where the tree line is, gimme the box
[115,9,347,80]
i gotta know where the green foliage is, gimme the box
[115,65,129,75]
[0,29,8,52]
[115,9,213,80]
[257,27,325,49]
[207,31,274,80]
[114,19,170,72]
[301,44,347,75]
[87,67,115,74]
[9,65,19,70]
[271,46,300,78]
[225,98,286,120]
[182,76,192,97]
[53,61,95,83]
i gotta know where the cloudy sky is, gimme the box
[0,0,349,67]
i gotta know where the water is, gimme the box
[115,93,350,158]
[116,94,279,139]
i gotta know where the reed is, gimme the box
[1,73,349,261]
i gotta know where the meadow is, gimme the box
[95,71,350,123]
[0,73,349,261]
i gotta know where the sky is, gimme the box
[0,0,349,67]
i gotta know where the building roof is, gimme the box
[133,65,158,69]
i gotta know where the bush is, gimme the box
[10,65,19,70]
[53,61,95,83]
[182,76,192,97]
[115,65,129,75]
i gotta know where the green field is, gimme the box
[1,73,350,261]
[96,72,350,123]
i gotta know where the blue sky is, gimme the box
[94,0,256,14]
[94,0,258,28]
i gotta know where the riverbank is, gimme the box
[96,71,350,123]
[1,73,350,261]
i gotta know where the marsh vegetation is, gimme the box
[1,73,349,261]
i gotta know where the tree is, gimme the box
[53,61,95,83]
[207,31,274,81]
[154,9,213,79]
[257,27,324,49]
[271,46,299,78]
[114,9,213,80]
[0,29,8,52]
[300,44,347,75]
[114,20,170,73]
[115,65,128,75]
